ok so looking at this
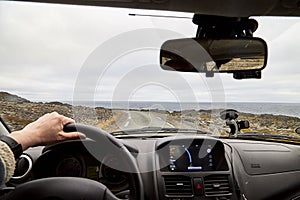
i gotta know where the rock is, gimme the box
[0,92,299,138]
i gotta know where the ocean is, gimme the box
[69,101,300,118]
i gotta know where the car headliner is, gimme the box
[11,0,300,17]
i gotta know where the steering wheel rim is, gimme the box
[7,123,144,200]
[64,123,144,200]
[6,177,117,200]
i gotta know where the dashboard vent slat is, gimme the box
[204,175,232,197]
[164,175,192,196]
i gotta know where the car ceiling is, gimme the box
[11,0,300,17]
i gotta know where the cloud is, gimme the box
[0,1,299,103]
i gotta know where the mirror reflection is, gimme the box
[160,38,267,73]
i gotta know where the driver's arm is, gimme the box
[0,112,85,185]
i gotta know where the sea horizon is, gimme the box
[62,101,300,118]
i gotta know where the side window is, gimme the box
[0,116,10,136]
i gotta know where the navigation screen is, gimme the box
[169,144,214,171]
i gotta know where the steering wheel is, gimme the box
[6,124,144,200]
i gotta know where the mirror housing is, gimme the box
[160,37,267,79]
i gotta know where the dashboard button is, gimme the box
[193,178,203,195]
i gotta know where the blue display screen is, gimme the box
[169,144,214,171]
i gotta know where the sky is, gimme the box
[0,1,299,103]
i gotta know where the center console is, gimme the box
[155,136,236,200]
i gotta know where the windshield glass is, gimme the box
[0,1,299,140]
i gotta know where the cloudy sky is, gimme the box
[0,1,299,103]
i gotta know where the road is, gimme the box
[115,110,197,130]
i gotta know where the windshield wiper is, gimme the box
[111,127,212,138]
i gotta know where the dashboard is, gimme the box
[31,140,131,195]
[6,135,300,200]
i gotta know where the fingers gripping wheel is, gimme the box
[64,124,144,200]
[7,124,143,200]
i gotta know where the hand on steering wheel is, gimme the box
[6,124,144,200]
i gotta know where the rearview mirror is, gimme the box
[160,38,267,78]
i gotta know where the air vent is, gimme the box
[164,175,192,196]
[204,175,232,197]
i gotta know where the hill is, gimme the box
[0,92,113,131]
[0,91,29,103]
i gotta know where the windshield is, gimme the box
[0,1,299,141]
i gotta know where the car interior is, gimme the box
[0,0,300,200]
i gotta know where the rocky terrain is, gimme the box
[0,92,299,138]
[0,92,113,131]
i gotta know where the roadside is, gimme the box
[0,92,299,138]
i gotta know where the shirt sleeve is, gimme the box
[0,141,16,186]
